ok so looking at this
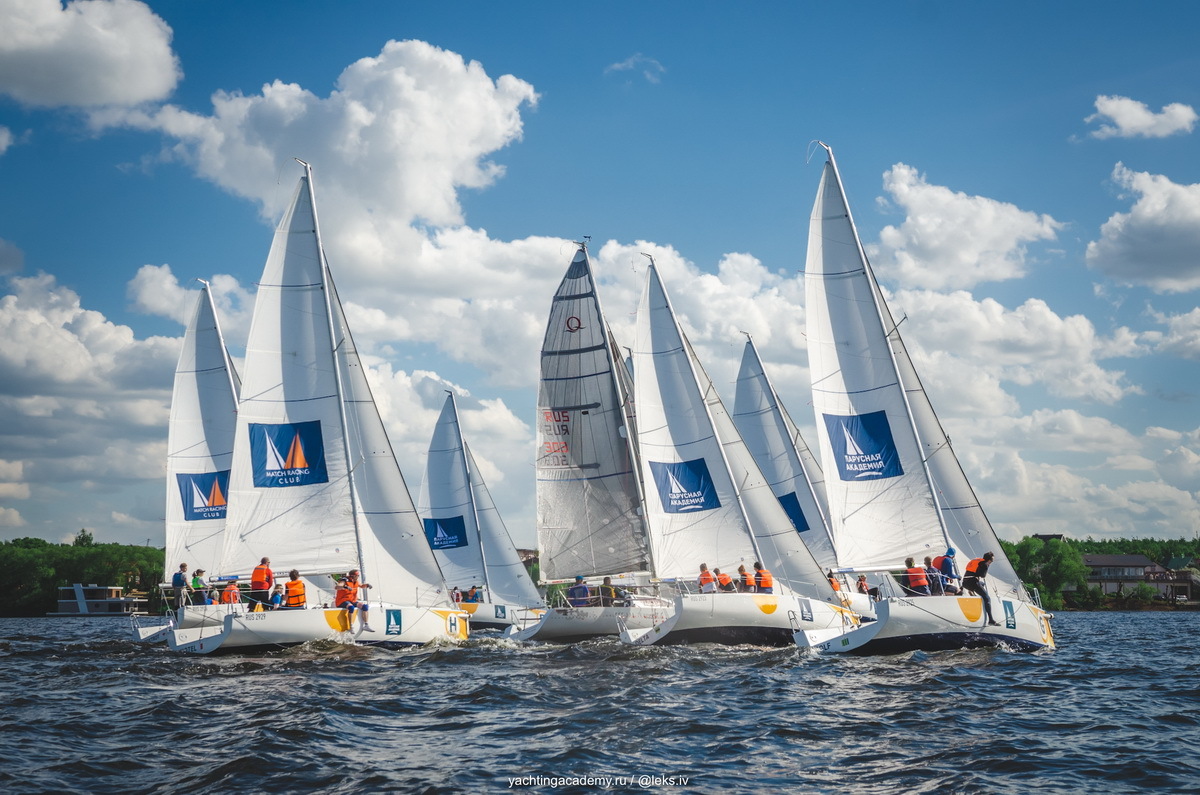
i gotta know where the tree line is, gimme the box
[0,531,164,618]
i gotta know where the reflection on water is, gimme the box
[2,613,1198,793]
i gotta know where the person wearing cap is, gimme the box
[334,569,374,632]
[936,548,961,595]
[190,568,211,605]
[566,576,592,607]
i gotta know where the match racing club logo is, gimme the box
[423,516,469,550]
[649,458,721,514]
[249,420,328,488]
[176,470,231,521]
[823,410,904,481]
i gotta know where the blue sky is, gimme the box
[2,0,1200,549]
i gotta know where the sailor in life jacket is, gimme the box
[283,569,306,609]
[714,569,736,593]
[827,570,842,592]
[738,564,756,593]
[753,562,774,594]
[335,569,374,632]
[902,557,930,596]
[220,581,240,604]
[697,563,717,593]
[250,557,274,611]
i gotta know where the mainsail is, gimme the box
[633,259,835,598]
[804,143,1025,595]
[420,392,542,607]
[219,166,448,606]
[164,283,240,578]
[732,337,838,571]
[536,244,650,580]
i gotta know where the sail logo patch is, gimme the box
[176,470,231,521]
[777,491,811,533]
[249,421,328,488]
[823,411,904,481]
[649,458,721,513]
[424,516,468,550]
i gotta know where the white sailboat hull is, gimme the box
[130,602,247,643]
[622,592,859,647]
[796,595,1055,655]
[454,601,544,631]
[166,603,469,654]
[505,597,674,643]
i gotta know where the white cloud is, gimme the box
[1087,164,1200,293]
[0,0,180,108]
[604,53,666,84]
[0,126,12,155]
[868,164,1062,290]
[0,507,26,527]
[1147,307,1200,359]
[888,289,1143,405]
[1085,95,1198,139]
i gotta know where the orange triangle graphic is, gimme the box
[284,433,308,469]
[207,479,226,507]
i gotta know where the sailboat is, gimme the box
[619,257,858,646]
[795,143,1054,654]
[508,243,673,642]
[133,283,242,643]
[418,391,544,630]
[167,163,467,653]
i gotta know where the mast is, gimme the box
[299,158,367,577]
[451,392,494,595]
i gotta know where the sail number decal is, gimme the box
[541,409,572,466]
[822,410,904,481]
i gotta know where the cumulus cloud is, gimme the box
[0,126,13,156]
[0,237,24,275]
[0,0,180,108]
[127,264,255,345]
[1085,95,1198,139]
[1086,164,1200,293]
[868,164,1062,290]
[604,53,666,84]
[887,289,1144,405]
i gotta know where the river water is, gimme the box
[1,611,1196,794]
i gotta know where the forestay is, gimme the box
[536,245,650,580]
[164,284,240,578]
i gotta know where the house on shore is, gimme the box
[1078,554,1196,602]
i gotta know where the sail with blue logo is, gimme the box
[418,392,542,608]
[632,258,835,599]
[803,148,952,571]
[732,337,838,571]
[217,168,450,607]
[164,283,240,579]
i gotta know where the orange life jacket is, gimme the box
[716,572,733,588]
[698,569,715,587]
[932,555,946,571]
[905,567,928,588]
[965,558,983,576]
[756,568,774,590]
[251,564,273,590]
[740,571,755,589]
[335,580,360,605]
[828,577,841,591]
[284,579,306,608]
[220,584,239,604]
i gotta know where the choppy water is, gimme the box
[1,612,1197,794]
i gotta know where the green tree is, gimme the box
[72,528,95,547]
[1004,536,1089,611]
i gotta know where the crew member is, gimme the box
[753,562,774,594]
[283,569,306,609]
[335,569,373,632]
[250,557,274,611]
